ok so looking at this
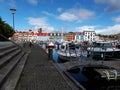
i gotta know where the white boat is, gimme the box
[57,42,81,62]
[47,42,55,49]
[87,41,120,60]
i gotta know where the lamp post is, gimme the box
[10,8,16,30]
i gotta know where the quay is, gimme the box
[15,44,80,90]
[1,41,120,90]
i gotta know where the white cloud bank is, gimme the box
[27,17,54,32]
[58,8,95,22]
[76,24,120,35]
[95,24,120,35]
[76,26,96,32]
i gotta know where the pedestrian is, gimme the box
[29,42,32,48]
[23,42,26,47]
[48,48,53,60]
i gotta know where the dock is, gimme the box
[15,44,80,90]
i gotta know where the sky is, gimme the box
[1,0,120,35]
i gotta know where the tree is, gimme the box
[0,17,15,41]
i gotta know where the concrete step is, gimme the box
[0,47,19,57]
[0,52,25,88]
[1,53,29,90]
[0,45,16,52]
[0,49,21,69]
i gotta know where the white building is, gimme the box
[83,30,96,42]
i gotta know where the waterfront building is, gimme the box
[83,30,96,43]
[65,32,75,41]
[49,31,65,41]
[12,32,19,40]
[37,32,49,41]
[18,32,35,42]
[12,29,97,43]
[17,32,29,42]
[74,32,84,42]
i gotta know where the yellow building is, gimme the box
[65,32,75,41]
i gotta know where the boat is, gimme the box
[65,63,120,90]
[57,42,81,62]
[87,41,120,60]
[67,64,120,81]
[47,42,55,49]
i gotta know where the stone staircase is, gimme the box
[0,43,29,90]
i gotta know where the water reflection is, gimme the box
[53,49,58,62]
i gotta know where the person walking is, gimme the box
[29,42,32,48]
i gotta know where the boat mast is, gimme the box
[61,27,64,42]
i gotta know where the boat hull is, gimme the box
[87,50,120,60]
[57,51,80,62]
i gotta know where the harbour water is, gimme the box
[41,44,120,90]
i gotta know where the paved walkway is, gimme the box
[15,44,72,90]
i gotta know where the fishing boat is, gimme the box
[87,41,120,60]
[57,42,81,62]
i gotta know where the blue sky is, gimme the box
[1,0,120,35]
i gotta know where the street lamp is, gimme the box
[10,8,16,30]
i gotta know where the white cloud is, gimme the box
[58,12,78,21]
[27,17,54,32]
[95,24,120,35]
[46,26,54,32]
[42,8,95,22]
[76,24,120,35]
[57,8,63,13]
[112,16,120,23]
[42,11,55,17]
[58,8,95,22]
[27,0,38,5]
[76,26,96,32]
[94,0,120,12]
[28,17,48,27]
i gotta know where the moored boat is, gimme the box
[87,41,120,60]
[57,42,81,62]
[67,64,120,81]
[66,63,120,90]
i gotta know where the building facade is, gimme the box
[74,32,84,42]
[65,32,75,41]
[12,30,97,43]
[83,31,96,42]
[49,32,65,41]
